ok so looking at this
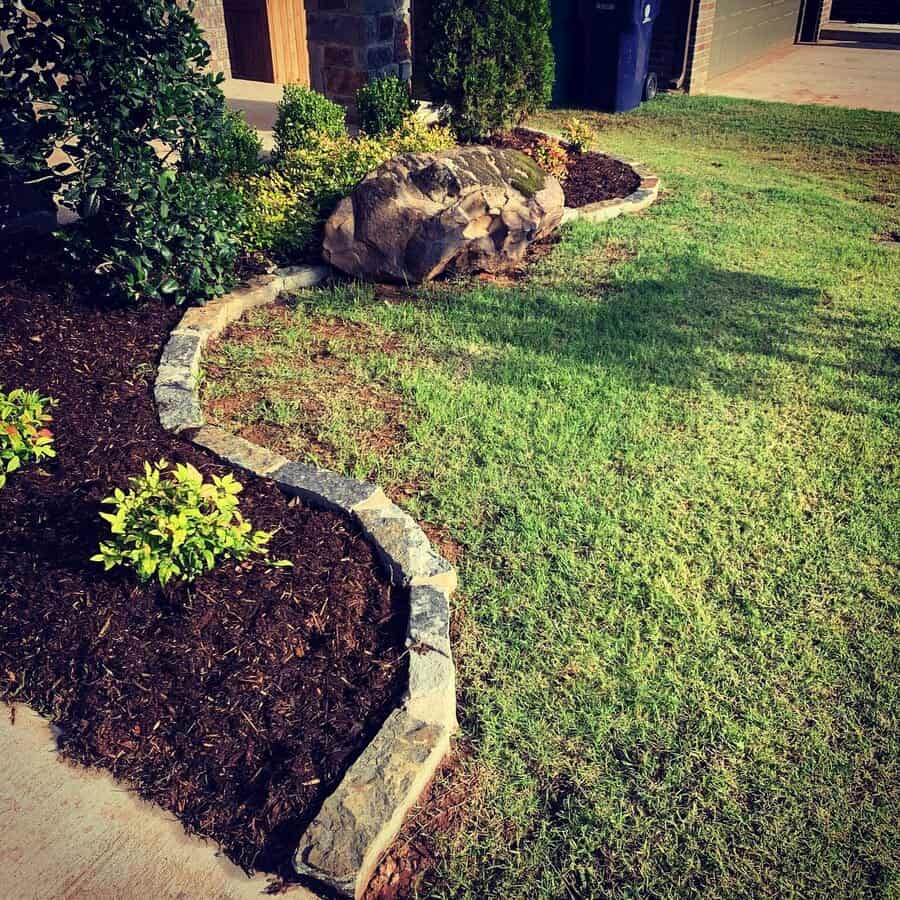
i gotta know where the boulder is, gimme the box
[323,146,564,283]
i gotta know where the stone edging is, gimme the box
[154,265,458,900]
[528,127,660,225]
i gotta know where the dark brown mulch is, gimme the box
[490,127,642,207]
[0,240,408,879]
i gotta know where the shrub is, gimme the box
[0,388,56,490]
[426,0,555,140]
[523,136,569,182]
[62,164,244,305]
[561,117,596,153]
[387,117,457,155]
[91,460,283,586]
[272,84,346,158]
[0,0,241,305]
[184,107,263,179]
[356,75,417,136]
[239,172,319,262]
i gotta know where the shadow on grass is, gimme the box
[439,255,898,410]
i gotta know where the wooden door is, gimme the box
[267,0,310,85]
[224,0,274,82]
[223,0,310,85]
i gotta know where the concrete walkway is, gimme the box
[0,705,315,900]
[222,79,283,152]
[704,41,900,112]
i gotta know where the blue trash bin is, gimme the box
[576,0,661,112]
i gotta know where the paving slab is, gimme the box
[704,41,900,113]
[0,705,317,900]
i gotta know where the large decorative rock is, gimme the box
[323,146,565,283]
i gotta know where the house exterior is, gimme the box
[195,0,412,109]
[194,0,839,106]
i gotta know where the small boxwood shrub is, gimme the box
[92,460,283,586]
[184,107,263,179]
[0,388,56,490]
[272,84,346,158]
[427,0,555,140]
[356,75,417,136]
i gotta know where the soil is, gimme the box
[490,128,642,207]
[0,239,408,879]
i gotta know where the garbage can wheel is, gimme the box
[643,71,658,102]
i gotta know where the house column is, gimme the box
[306,0,413,110]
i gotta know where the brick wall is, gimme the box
[306,0,412,109]
[192,0,232,78]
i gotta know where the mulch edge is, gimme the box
[521,127,662,224]
[155,265,458,900]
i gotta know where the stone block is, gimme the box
[158,331,203,378]
[276,264,329,293]
[378,14,395,41]
[324,44,355,67]
[308,13,370,47]
[293,709,450,898]
[192,426,288,477]
[175,301,233,340]
[405,647,457,729]
[407,584,451,657]
[354,502,455,587]
[155,383,203,433]
[272,460,384,514]
[366,43,394,69]
[325,66,370,96]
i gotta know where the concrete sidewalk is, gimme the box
[0,705,315,900]
[704,41,900,113]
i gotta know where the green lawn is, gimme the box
[204,94,900,898]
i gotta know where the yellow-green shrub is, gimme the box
[386,117,456,155]
[561,116,597,153]
[91,460,285,586]
[239,171,318,261]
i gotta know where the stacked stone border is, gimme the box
[528,128,661,225]
[154,265,458,900]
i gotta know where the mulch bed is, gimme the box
[0,240,408,879]
[490,128,641,207]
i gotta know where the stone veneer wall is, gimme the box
[192,0,232,79]
[306,0,412,109]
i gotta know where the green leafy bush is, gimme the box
[426,0,555,140]
[91,460,283,586]
[0,0,242,305]
[0,388,56,490]
[184,107,263,179]
[63,164,244,305]
[272,84,346,158]
[356,75,417,136]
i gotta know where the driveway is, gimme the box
[704,40,900,112]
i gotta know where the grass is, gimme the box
[204,94,900,898]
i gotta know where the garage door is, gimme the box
[709,0,801,78]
